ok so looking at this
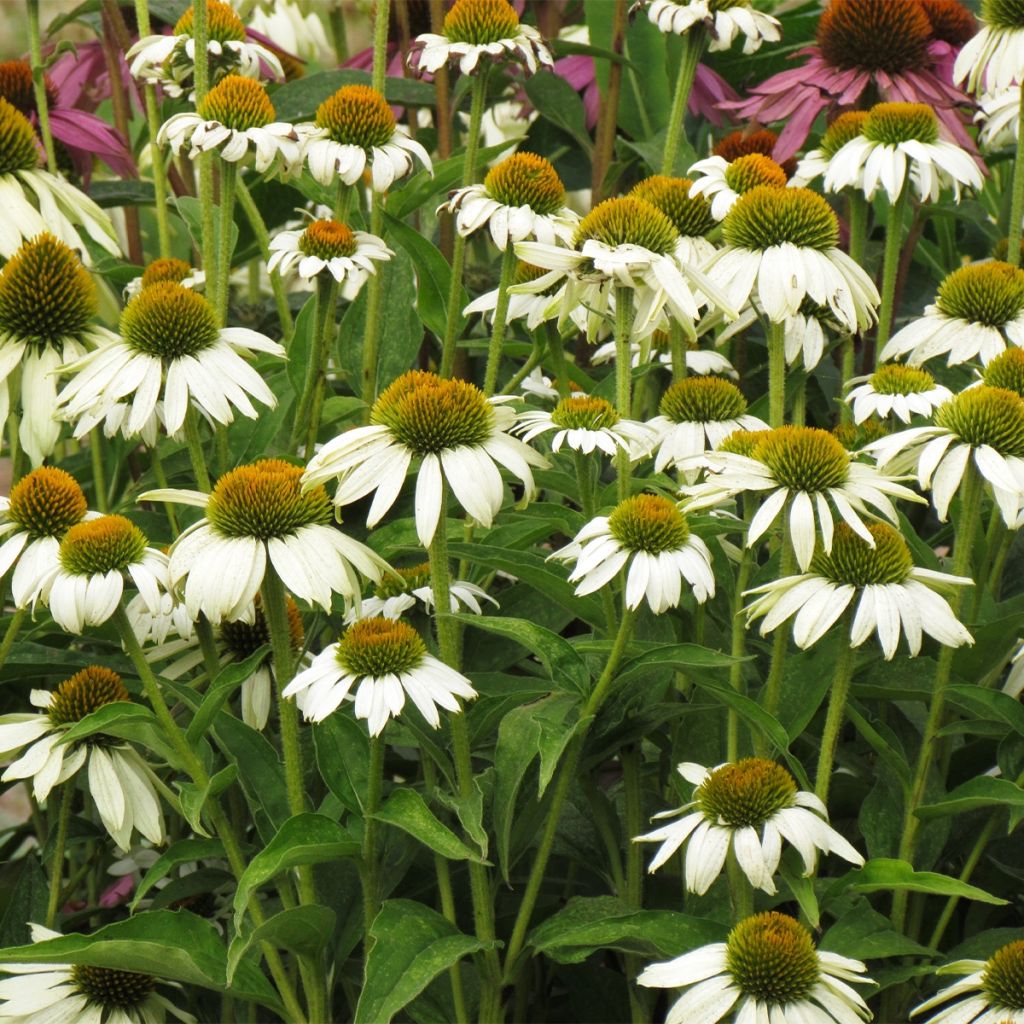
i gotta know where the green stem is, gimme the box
[1008,84,1024,268]
[847,192,869,267]
[360,194,386,411]
[45,784,73,928]
[89,429,109,513]
[727,531,755,762]
[439,72,489,379]
[892,464,983,932]
[370,0,390,94]
[0,607,27,675]
[502,606,636,982]
[660,28,705,176]
[767,319,786,429]
[183,407,212,492]
[362,735,385,945]
[135,0,171,257]
[191,0,210,100]
[792,376,806,426]
[236,179,294,341]
[191,2,216,306]
[26,0,57,172]
[215,161,237,326]
[148,447,180,536]
[726,847,754,924]
[543,322,572,398]
[668,322,688,385]
[813,614,857,804]
[483,246,518,397]
[839,335,856,425]
[875,182,911,351]
[758,529,795,753]
[622,743,648,1020]
[291,276,338,459]
[614,288,635,501]
[499,338,543,395]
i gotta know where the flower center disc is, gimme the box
[371,370,495,455]
[817,0,931,73]
[936,262,1024,327]
[714,129,779,163]
[983,0,1024,31]
[660,376,748,423]
[300,219,358,259]
[59,515,148,576]
[174,0,247,42]
[0,95,39,175]
[315,84,395,149]
[726,913,821,1005]
[141,258,192,289]
[48,665,130,727]
[198,73,275,131]
[984,349,1024,397]
[820,112,869,159]
[833,418,889,451]
[442,0,521,44]
[206,459,333,539]
[336,616,427,676]
[863,102,939,145]
[918,0,976,45]
[484,152,565,215]
[374,562,431,600]
[71,965,156,1011]
[723,187,839,252]
[935,386,1024,457]
[983,940,1024,1011]
[869,364,936,395]
[221,594,304,658]
[7,467,87,539]
[0,60,56,116]
[550,395,620,430]
[0,232,96,345]
[697,758,797,827]
[754,426,850,492]
[630,176,716,238]
[724,154,788,194]
[607,494,690,553]
[720,428,770,458]
[574,197,679,255]
[120,281,220,359]
[812,522,913,585]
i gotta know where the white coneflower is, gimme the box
[640,0,781,53]
[126,591,194,648]
[303,370,547,547]
[954,0,1024,92]
[144,459,389,625]
[513,196,736,341]
[703,186,879,332]
[845,364,953,423]
[409,0,553,76]
[639,911,872,1024]
[636,759,863,892]
[158,74,302,177]
[983,345,1024,400]
[977,83,1024,149]
[267,218,393,298]
[745,522,974,658]
[299,84,431,192]
[824,102,982,203]
[0,97,119,261]
[790,111,868,189]
[127,0,283,99]
[866,385,1024,525]
[714,301,837,371]
[0,468,96,610]
[464,260,572,331]
[0,924,194,1023]
[283,617,477,736]
[29,516,169,636]
[247,0,330,63]
[683,425,923,570]
[0,666,164,851]
[912,938,1024,1024]
[688,152,789,221]
[0,234,114,466]
[549,494,716,613]
[514,394,656,458]
[648,376,767,475]
[628,175,718,264]
[443,151,578,249]
[55,281,284,440]
[591,328,738,378]
[123,257,204,302]
[880,261,1024,367]
[346,562,497,622]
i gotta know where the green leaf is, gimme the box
[271,70,437,122]
[372,789,486,862]
[529,896,727,965]
[131,838,224,911]
[233,814,360,933]
[820,900,934,959]
[831,858,1008,905]
[460,614,590,695]
[287,293,317,398]
[615,643,740,687]
[0,910,281,1012]
[948,684,1024,739]
[524,72,593,154]
[355,900,487,1024]
[178,764,237,836]
[227,904,336,983]
[59,701,159,746]
[0,857,47,947]
[314,713,370,814]
[174,196,237,269]
[381,211,462,340]
[917,776,1024,831]
[186,647,269,746]
[89,180,156,208]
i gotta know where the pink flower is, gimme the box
[722,0,976,163]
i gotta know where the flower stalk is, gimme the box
[660,28,705,177]
[292,275,339,459]
[1008,84,1024,268]
[483,245,518,396]
[44,783,73,928]
[26,0,57,172]
[814,613,857,804]
[614,286,635,500]
[875,181,912,351]
[767,319,786,428]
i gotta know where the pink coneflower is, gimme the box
[724,0,976,163]
[0,59,134,182]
